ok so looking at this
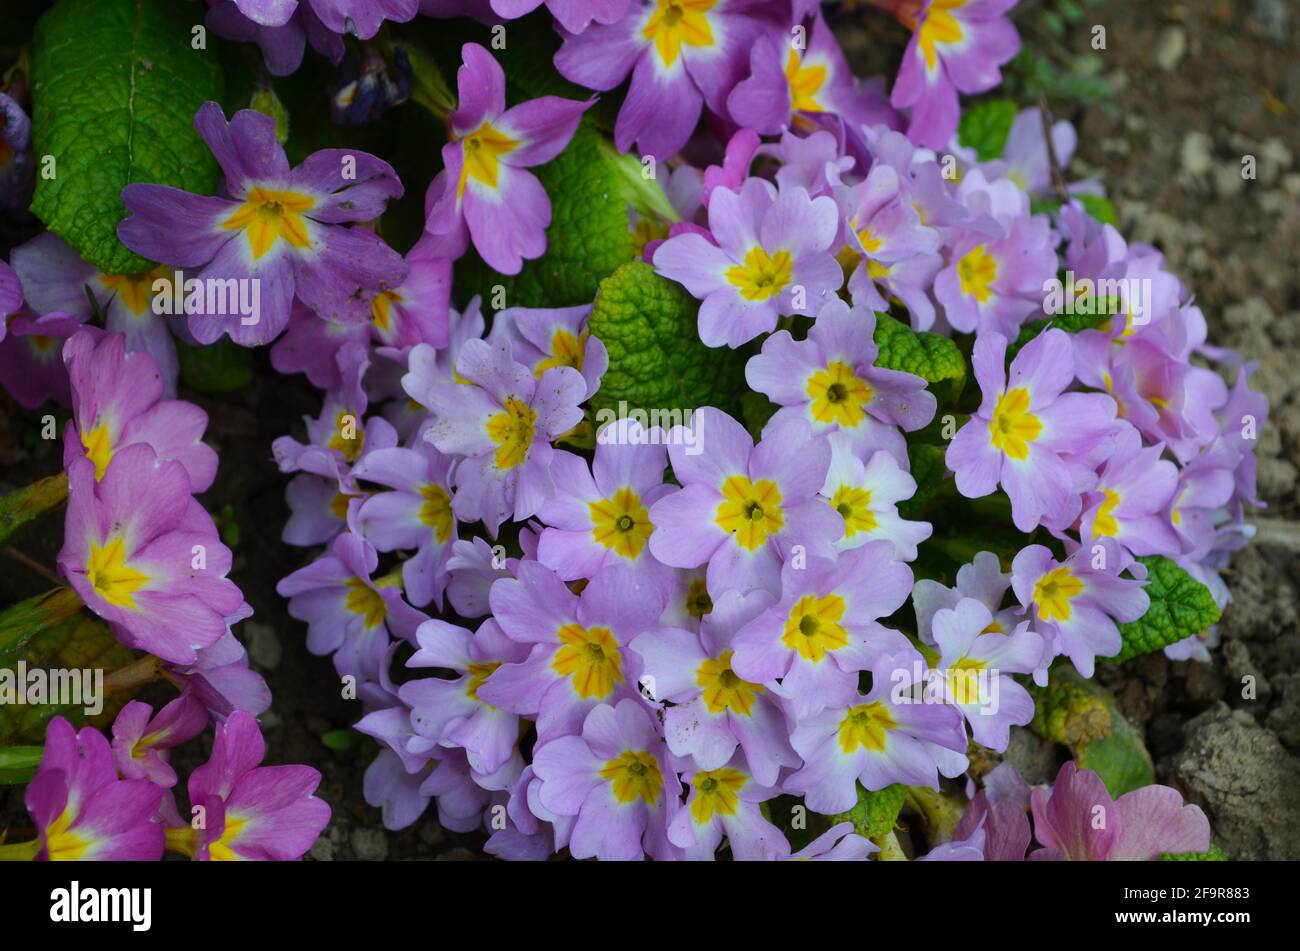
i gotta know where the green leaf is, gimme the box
[1077,193,1118,226]
[1161,844,1227,861]
[1110,556,1221,663]
[740,391,779,441]
[0,746,43,785]
[249,86,290,146]
[957,99,1018,162]
[177,338,254,392]
[321,729,357,752]
[898,443,948,520]
[587,262,746,417]
[828,783,907,839]
[872,313,967,405]
[456,123,641,309]
[30,0,225,275]
[0,472,68,548]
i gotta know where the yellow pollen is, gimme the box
[589,487,653,559]
[838,701,896,753]
[80,422,114,480]
[806,360,872,428]
[419,483,454,543]
[456,121,519,197]
[642,0,716,69]
[1033,566,1084,623]
[726,246,794,302]
[207,813,249,861]
[85,536,150,610]
[782,593,849,663]
[697,650,763,716]
[99,267,169,316]
[485,396,537,471]
[1092,488,1121,538]
[536,329,586,377]
[466,661,501,702]
[223,186,315,261]
[552,623,623,699]
[344,577,387,628]
[917,0,967,71]
[957,244,998,303]
[328,410,365,462]
[600,749,663,804]
[830,485,877,537]
[989,387,1042,461]
[690,767,747,823]
[784,49,828,113]
[715,475,784,550]
[371,290,402,334]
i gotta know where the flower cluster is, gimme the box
[1,0,1264,862]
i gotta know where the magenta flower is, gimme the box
[423,43,590,274]
[532,699,683,861]
[947,329,1118,532]
[111,693,209,787]
[171,711,330,861]
[929,597,1041,750]
[536,423,675,594]
[1011,543,1149,679]
[351,441,458,608]
[0,310,85,409]
[555,0,762,160]
[653,178,842,348]
[59,444,243,665]
[745,299,936,464]
[0,258,20,339]
[490,0,630,33]
[648,407,843,597]
[369,234,452,352]
[477,561,665,742]
[4,718,164,861]
[934,214,1056,338]
[205,1,344,76]
[631,589,797,785]
[730,543,916,716]
[118,101,405,343]
[422,337,586,534]
[1030,762,1210,861]
[820,435,932,558]
[890,0,1021,149]
[400,618,531,776]
[63,331,217,492]
[668,754,789,860]
[785,652,967,813]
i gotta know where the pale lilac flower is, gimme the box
[820,434,932,558]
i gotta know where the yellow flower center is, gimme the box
[944,657,986,705]
[328,410,365,462]
[855,225,883,255]
[830,485,877,537]
[917,0,966,71]
[989,387,1042,461]
[86,536,150,610]
[726,246,794,302]
[207,813,249,861]
[696,650,763,716]
[1033,566,1084,623]
[552,623,623,700]
[807,360,872,428]
[838,701,897,753]
[957,243,998,303]
[485,396,537,471]
[80,421,114,481]
[600,749,663,805]
[782,593,849,663]
[1092,488,1121,538]
[419,483,454,543]
[371,289,402,334]
[589,487,653,560]
[689,767,747,823]
[785,49,827,113]
[223,186,315,261]
[535,329,586,377]
[715,475,784,550]
[344,577,387,628]
[43,806,90,861]
[466,661,501,702]
[642,0,716,69]
[99,266,170,316]
[457,121,519,197]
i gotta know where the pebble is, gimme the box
[243,621,281,671]
[1154,26,1187,72]
[1180,131,1214,177]
[351,826,390,861]
[1251,0,1291,43]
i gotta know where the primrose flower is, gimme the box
[890,0,1021,149]
[631,589,797,785]
[820,434,932,558]
[669,755,789,860]
[653,178,842,348]
[368,234,452,352]
[730,543,915,716]
[934,214,1056,338]
[0,310,84,408]
[422,337,586,534]
[648,407,843,597]
[10,718,163,861]
[487,304,608,399]
[536,423,675,594]
[1011,543,1149,679]
[532,699,683,861]
[786,821,876,861]
[489,0,630,33]
[477,561,665,742]
[276,531,427,684]
[745,298,936,464]
[947,329,1118,532]
[952,761,1033,861]
[171,711,330,861]
[0,92,33,211]
[351,441,458,608]
[785,652,968,813]
[111,693,209,787]
[1078,422,1182,559]
[118,101,405,341]
[929,597,1041,751]
[423,43,591,274]
[400,618,531,776]
[59,445,244,665]
[555,0,760,160]
[913,549,1022,646]
[63,331,218,492]
[445,535,519,618]
[270,301,370,390]
[168,613,273,720]
[0,259,20,337]
[1030,761,1210,861]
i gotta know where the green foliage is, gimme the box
[177,338,255,393]
[898,443,948,520]
[958,99,1018,162]
[0,472,68,548]
[828,783,907,839]
[1111,557,1221,663]
[0,746,43,785]
[1077,193,1118,226]
[1161,844,1228,861]
[587,262,746,418]
[30,0,224,274]
[872,313,967,406]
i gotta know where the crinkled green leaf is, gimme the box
[30,0,224,274]
[1111,556,1221,663]
[872,313,967,405]
[958,99,1018,162]
[898,443,947,520]
[1161,844,1227,861]
[456,123,639,308]
[828,783,907,839]
[587,262,746,417]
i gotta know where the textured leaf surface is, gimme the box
[873,313,967,405]
[587,262,746,417]
[828,783,907,838]
[1112,556,1221,663]
[31,0,223,274]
